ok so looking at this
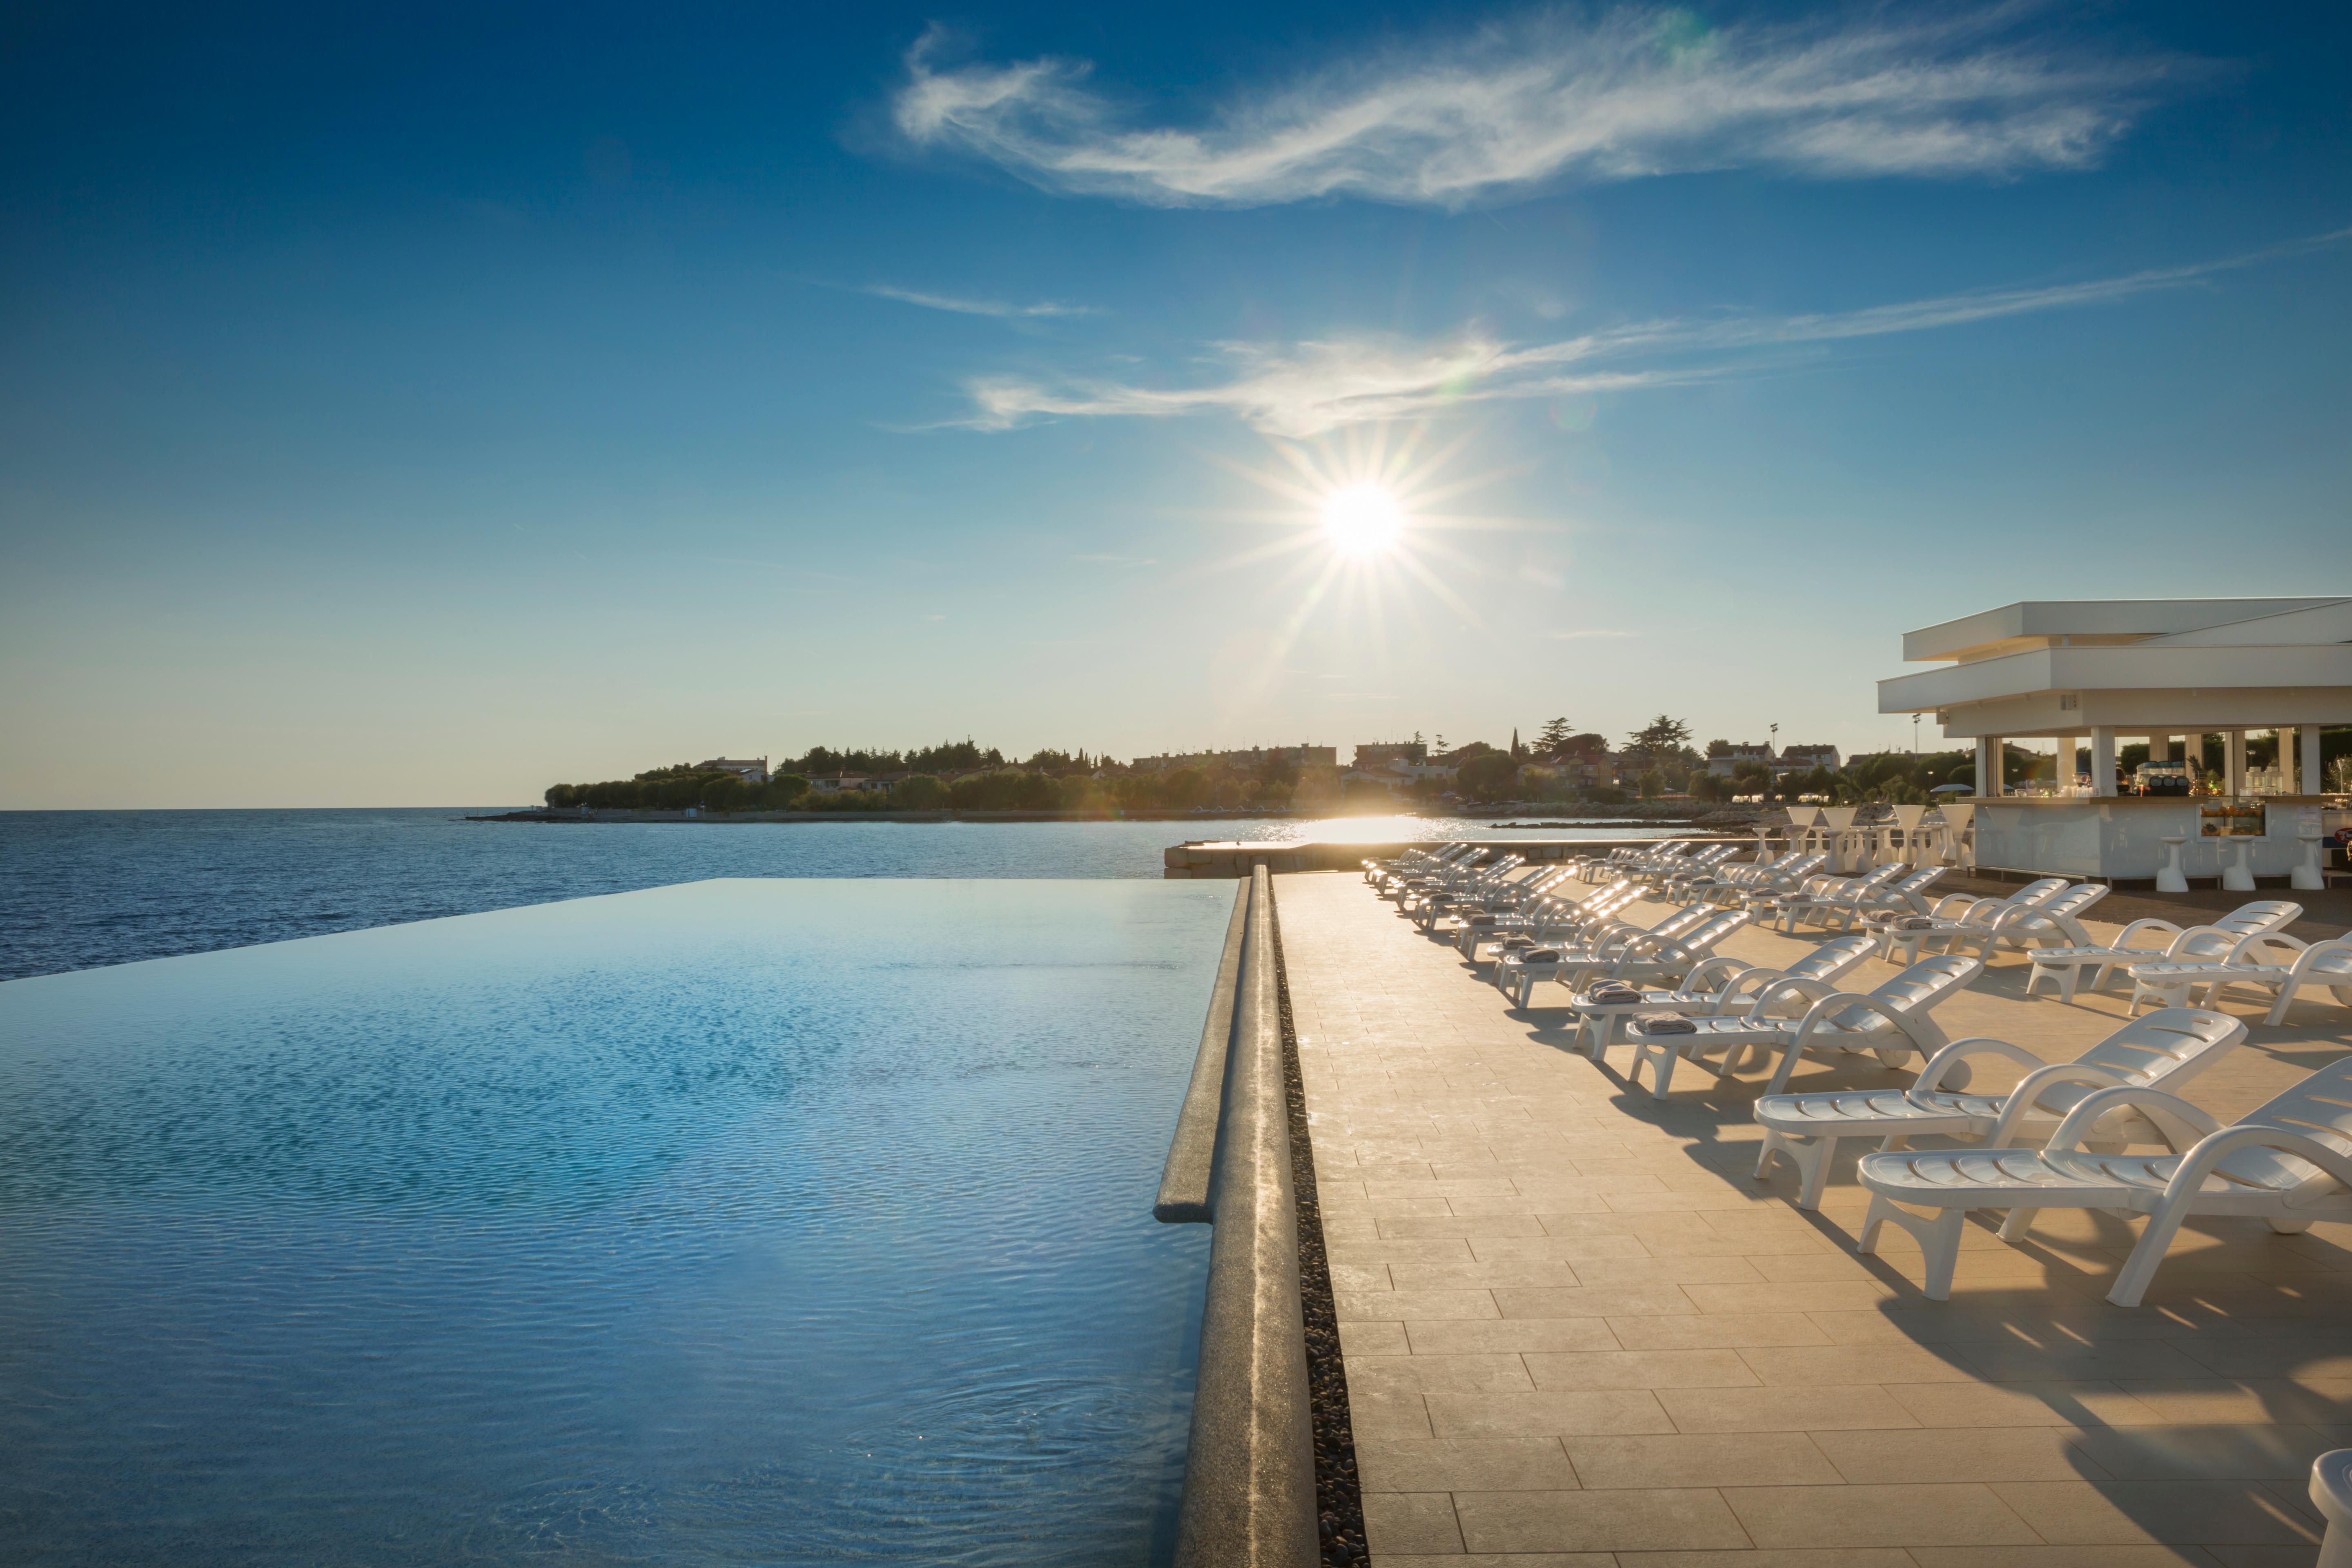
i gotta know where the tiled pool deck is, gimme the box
[1280,871,2352,1566]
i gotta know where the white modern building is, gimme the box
[1878,598,2350,882]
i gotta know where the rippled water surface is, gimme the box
[0,808,1670,980]
[0,878,1231,1566]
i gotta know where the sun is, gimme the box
[1321,483,1404,557]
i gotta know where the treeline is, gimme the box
[538,757,1306,814]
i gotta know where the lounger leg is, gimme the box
[2267,1217,2313,1235]
[2108,1200,2197,1308]
[1763,1039,1806,1096]
[2058,965,2081,1003]
[1755,1132,1835,1209]
[1997,1206,2038,1242]
[2265,984,2298,1028]
[1856,1195,1966,1301]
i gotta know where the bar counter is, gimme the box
[1967,793,2340,880]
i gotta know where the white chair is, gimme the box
[1625,955,1984,1100]
[1878,878,2072,965]
[2127,929,2313,1013]
[1492,904,1718,1006]
[1856,1056,2352,1305]
[2027,901,2301,1003]
[1762,864,1908,933]
[1569,934,1876,1061]
[1940,881,2112,962]
[1753,1009,2243,1209]
[2132,935,2352,1024]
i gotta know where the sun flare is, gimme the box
[1321,484,1404,557]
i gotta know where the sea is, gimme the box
[0,808,1673,982]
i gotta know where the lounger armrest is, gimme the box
[1740,974,1833,1017]
[1682,956,1752,993]
[2163,1123,2352,1209]
[2047,1087,2223,1156]
[1911,1036,2044,1095]
[1984,1062,2138,1146]
[1766,992,1923,1094]
[2110,918,2186,953]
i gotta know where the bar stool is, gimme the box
[2156,835,2189,894]
[2311,1449,2352,1568]
[2221,838,2256,893]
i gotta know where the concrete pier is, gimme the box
[1277,870,2352,1561]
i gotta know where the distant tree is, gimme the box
[1511,728,1525,762]
[1637,768,1666,799]
[1165,768,1208,811]
[893,775,949,810]
[1457,753,1522,802]
[1534,717,1576,755]
[1626,716,1693,768]
[1705,738,1732,758]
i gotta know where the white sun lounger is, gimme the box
[1940,880,2112,962]
[2026,902,2303,1002]
[2130,935,2352,1025]
[1753,1008,2244,1209]
[1567,934,1878,1060]
[1877,878,2072,965]
[1625,955,1985,1100]
[1857,1055,2352,1305]
[1491,904,1717,1004]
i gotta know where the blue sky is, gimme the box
[3,1,2347,806]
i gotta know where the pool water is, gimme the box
[0,879,1230,1566]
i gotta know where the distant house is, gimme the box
[1352,741,1428,770]
[1133,744,1338,772]
[1705,743,1776,777]
[1773,745,1842,773]
[806,771,872,793]
[697,756,769,783]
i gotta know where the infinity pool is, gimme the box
[0,879,1230,1566]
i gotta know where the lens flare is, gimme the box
[1321,484,1404,557]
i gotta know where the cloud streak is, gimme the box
[863,283,1100,318]
[892,7,2192,208]
[943,227,2351,436]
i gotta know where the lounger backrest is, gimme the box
[2217,900,2304,935]
[1827,956,1982,1034]
[2162,924,2250,962]
[1666,910,1753,957]
[2039,882,2109,920]
[1891,866,1947,896]
[2291,939,2352,985]
[2076,1007,2245,1089]
[1787,933,1876,985]
[2218,1058,2352,1203]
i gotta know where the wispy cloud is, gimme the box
[1548,628,1635,639]
[863,283,1100,318]
[941,226,2352,436]
[892,7,2194,209]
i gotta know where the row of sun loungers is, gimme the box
[1364,837,2352,1309]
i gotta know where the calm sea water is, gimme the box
[0,879,1230,1566]
[0,809,1670,981]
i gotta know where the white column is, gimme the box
[2280,727,2299,795]
[2090,726,2117,797]
[1980,736,2003,796]
[2305,725,2326,797]
[2226,730,2246,796]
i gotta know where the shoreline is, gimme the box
[468,805,1730,826]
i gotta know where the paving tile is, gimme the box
[1356,1436,1579,1492]
[1809,1424,2108,1483]
[1336,1288,1501,1322]
[1954,1341,2221,1383]
[1885,1380,2169,1428]
[1655,1384,1921,1433]
[1738,1342,1979,1385]
[1405,1318,1621,1355]
[2111,1379,2352,1425]
[1390,1260,1587,1290]
[1493,1284,1699,1319]
[1617,1553,1917,1568]
[1375,1555,1615,1568]
[1557,1254,1768,1286]
[1907,1549,2218,1566]
[1607,1313,1831,1350]
[1989,1480,2323,1546]
[1327,1237,1477,1265]
[1338,1319,1411,1356]
[1684,1280,1905,1314]
[1348,1354,1538,1395]
[1425,1389,1676,1439]
[1564,1432,1843,1490]
[1725,1481,2040,1548]
[1453,1487,1752,1553]
[1382,1214,1550,1239]
[1364,1490,1468,1555]
[1523,1350,1760,1391]
[2067,1423,2339,1481]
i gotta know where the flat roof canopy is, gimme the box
[1880,597,2352,739]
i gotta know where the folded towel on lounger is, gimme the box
[1631,1015,1697,1036]
[1519,949,1561,964]
[1587,984,1644,1004]
[1895,915,1935,929]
